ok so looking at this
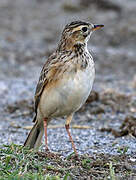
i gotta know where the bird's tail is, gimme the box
[24,119,44,150]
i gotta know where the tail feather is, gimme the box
[24,121,44,150]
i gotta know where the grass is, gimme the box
[0,144,73,180]
[0,144,47,179]
[109,162,116,180]
[0,144,135,179]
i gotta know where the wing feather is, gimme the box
[33,50,73,122]
[34,52,57,115]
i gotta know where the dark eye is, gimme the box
[82,27,88,32]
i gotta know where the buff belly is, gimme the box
[38,66,95,118]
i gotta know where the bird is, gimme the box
[24,21,104,156]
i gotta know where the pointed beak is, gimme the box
[92,24,104,31]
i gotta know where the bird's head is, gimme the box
[58,21,104,51]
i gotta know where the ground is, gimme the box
[0,0,136,179]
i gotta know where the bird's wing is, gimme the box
[34,51,69,121]
[34,52,57,114]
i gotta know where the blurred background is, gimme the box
[0,0,136,155]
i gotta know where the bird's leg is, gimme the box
[65,114,78,156]
[43,118,49,151]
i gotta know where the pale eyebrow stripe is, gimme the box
[72,25,88,32]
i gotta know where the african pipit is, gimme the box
[24,21,104,155]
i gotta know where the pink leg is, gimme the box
[43,118,49,151]
[65,124,78,156]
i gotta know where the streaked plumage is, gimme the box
[24,21,104,155]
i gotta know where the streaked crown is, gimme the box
[58,21,104,51]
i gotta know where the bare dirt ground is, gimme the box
[0,0,136,179]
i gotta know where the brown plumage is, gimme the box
[24,21,104,155]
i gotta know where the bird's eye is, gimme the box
[82,27,88,32]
